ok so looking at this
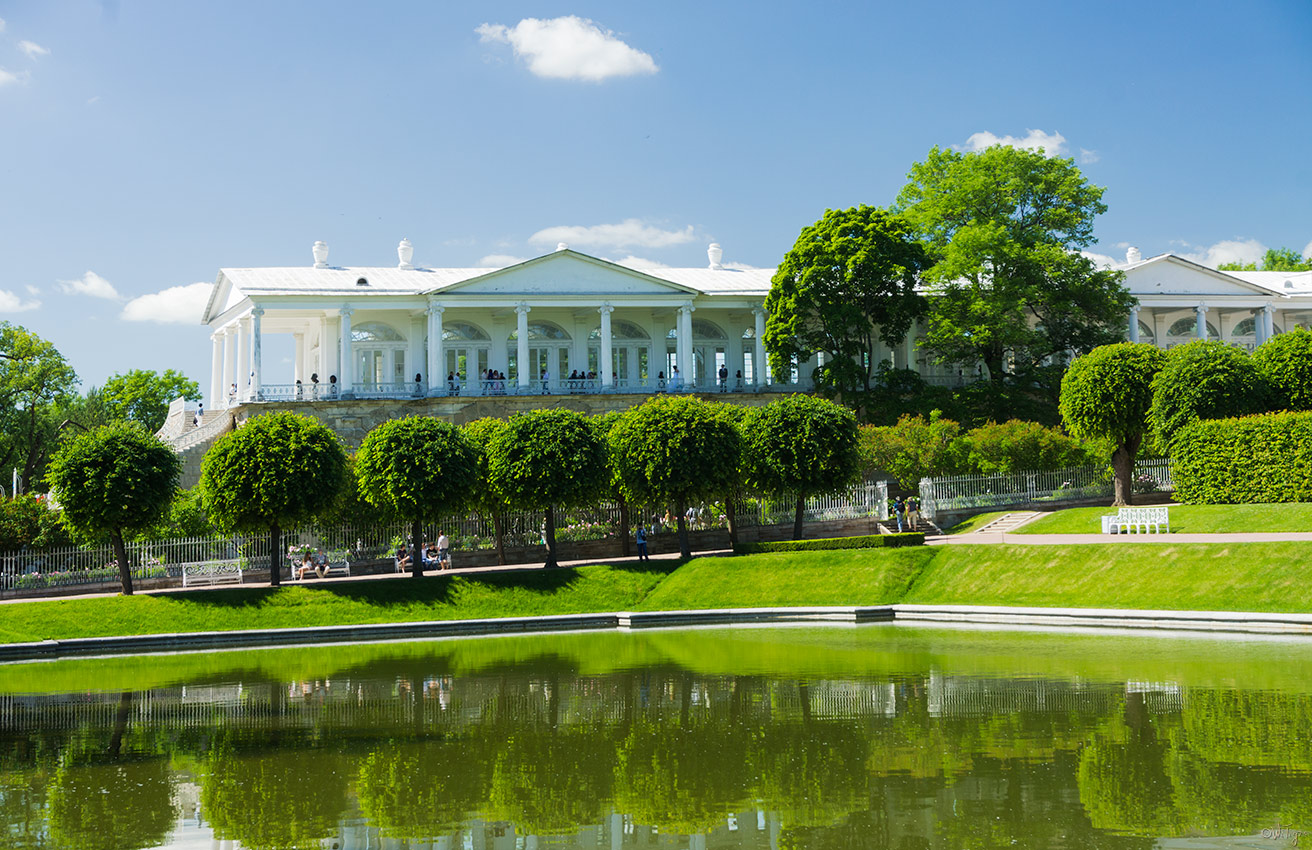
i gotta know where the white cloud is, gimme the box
[610,255,669,269]
[1303,239,1312,260]
[476,16,658,82]
[0,289,40,312]
[0,68,28,87]
[1080,250,1120,270]
[723,261,762,271]
[530,218,695,250]
[476,253,527,268]
[0,18,6,34]
[18,40,49,59]
[1080,148,1100,164]
[24,284,39,296]
[121,282,211,324]
[58,270,122,300]
[1177,238,1267,269]
[957,129,1068,158]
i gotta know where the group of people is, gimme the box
[395,532,452,571]
[892,496,921,532]
[290,546,331,580]
[479,370,509,395]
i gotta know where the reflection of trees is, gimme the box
[45,757,176,850]
[0,770,52,849]
[357,736,497,839]
[752,718,870,829]
[1180,688,1312,772]
[1077,693,1181,836]
[486,725,618,835]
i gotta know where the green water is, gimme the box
[4,624,1312,848]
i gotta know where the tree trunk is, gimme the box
[110,528,133,596]
[269,522,281,587]
[618,498,631,557]
[411,517,424,578]
[725,495,739,547]
[793,495,806,541]
[492,511,507,566]
[107,691,133,758]
[675,500,691,559]
[1111,437,1140,507]
[543,507,559,568]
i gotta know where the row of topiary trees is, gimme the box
[45,394,861,594]
[1059,329,1312,505]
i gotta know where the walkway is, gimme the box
[929,531,1312,545]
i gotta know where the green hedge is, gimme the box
[1172,410,1312,504]
[732,533,925,555]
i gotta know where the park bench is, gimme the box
[180,559,245,588]
[288,554,350,581]
[1101,506,1170,535]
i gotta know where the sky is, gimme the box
[0,0,1309,390]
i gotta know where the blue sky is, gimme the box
[1,0,1309,389]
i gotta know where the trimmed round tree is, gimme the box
[46,421,181,595]
[1059,342,1165,506]
[486,409,607,568]
[742,395,860,540]
[608,396,742,559]
[1253,327,1312,411]
[462,417,512,565]
[593,410,633,557]
[356,416,479,578]
[199,412,347,587]
[1148,340,1270,449]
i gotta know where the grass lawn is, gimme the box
[1015,502,1312,534]
[945,511,1010,535]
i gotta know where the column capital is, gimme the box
[598,302,614,316]
[340,305,355,319]
[250,306,265,319]
[1129,304,1140,316]
[678,302,695,316]
[1195,303,1209,314]
[751,306,767,318]
[1262,303,1277,315]
[425,300,445,316]
[514,302,532,316]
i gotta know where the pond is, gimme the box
[3,623,1312,849]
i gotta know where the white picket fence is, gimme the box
[918,458,1173,520]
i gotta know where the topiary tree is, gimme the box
[708,401,751,547]
[1253,327,1312,411]
[462,417,513,565]
[45,421,180,594]
[1059,343,1165,506]
[486,409,607,568]
[592,410,633,557]
[199,412,347,587]
[742,395,860,539]
[1148,340,1270,450]
[608,396,742,559]
[355,416,479,578]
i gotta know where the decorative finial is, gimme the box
[312,241,329,269]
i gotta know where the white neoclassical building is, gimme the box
[198,240,1312,409]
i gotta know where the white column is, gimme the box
[599,303,614,388]
[515,303,531,389]
[293,333,305,384]
[903,326,916,373]
[753,307,767,387]
[426,302,444,394]
[221,328,235,408]
[1264,304,1276,340]
[1195,304,1209,340]
[339,306,354,397]
[1128,306,1140,343]
[209,332,224,409]
[1253,308,1268,345]
[250,306,264,401]
[237,316,252,400]
[407,315,423,390]
[319,314,339,397]
[678,303,694,388]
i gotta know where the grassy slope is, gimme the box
[945,511,1010,534]
[1015,503,1312,534]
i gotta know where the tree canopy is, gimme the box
[45,421,180,593]
[1252,328,1312,411]
[764,205,927,405]
[0,321,79,489]
[1148,340,1270,450]
[894,145,1134,395]
[99,368,201,432]
[356,416,479,577]
[1218,246,1312,272]
[1059,343,1166,505]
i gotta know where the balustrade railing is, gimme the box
[918,459,1173,519]
[234,377,808,403]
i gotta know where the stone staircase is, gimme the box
[878,517,943,536]
[970,511,1041,534]
[164,411,235,489]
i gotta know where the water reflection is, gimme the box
[2,627,1311,848]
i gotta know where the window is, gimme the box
[588,320,649,340]
[351,322,404,342]
[443,322,490,341]
[508,321,570,341]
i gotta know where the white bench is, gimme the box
[1101,506,1170,534]
[181,559,244,587]
[288,556,350,581]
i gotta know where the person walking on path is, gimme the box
[907,496,920,531]
[636,524,649,561]
[436,531,450,569]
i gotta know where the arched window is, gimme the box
[1233,318,1257,336]
[588,320,650,340]
[1167,317,1219,339]
[351,322,404,343]
[443,322,490,341]
[742,327,755,339]
[508,321,570,341]
[665,319,728,340]
[1137,321,1155,341]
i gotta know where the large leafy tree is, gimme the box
[199,412,347,586]
[894,145,1134,395]
[100,368,202,432]
[0,322,79,489]
[742,395,860,539]
[1148,340,1269,450]
[46,421,181,594]
[764,206,927,406]
[1059,343,1166,506]
[1252,328,1312,411]
[1218,246,1312,272]
[356,416,479,577]
[608,396,741,559]
[486,409,607,568]
[462,417,513,565]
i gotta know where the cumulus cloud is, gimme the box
[1176,238,1267,269]
[1080,148,1100,164]
[610,256,669,269]
[0,289,40,312]
[58,270,121,300]
[18,40,48,59]
[476,16,658,82]
[530,218,695,250]
[476,254,528,268]
[121,282,211,324]
[0,68,27,87]
[957,129,1068,157]
[1080,250,1120,270]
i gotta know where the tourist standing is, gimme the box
[894,497,906,533]
[907,496,920,531]
[636,524,649,561]
[437,531,450,569]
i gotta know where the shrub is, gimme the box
[1171,410,1312,504]
[1253,328,1312,411]
[1149,340,1270,450]
[958,419,1099,474]
[859,412,962,489]
[732,533,924,554]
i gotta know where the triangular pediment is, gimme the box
[1125,254,1280,297]
[427,250,699,297]
[202,272,248,324]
